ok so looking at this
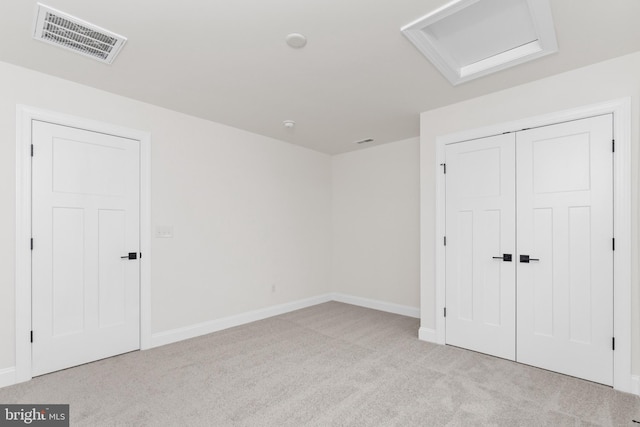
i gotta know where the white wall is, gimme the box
[0,61,331,371]
[332,138,420,309]
[5,49,638,383]
[420,51,640,373]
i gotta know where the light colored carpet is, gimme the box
[0,301,638,426]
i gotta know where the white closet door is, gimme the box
[32,121,141,376]
[516,115,613,385]
[445,133,516,360]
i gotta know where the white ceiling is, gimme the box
[0,0,639,155]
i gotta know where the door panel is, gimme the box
[32,121,140,376]
[516,115,613,385]
[52,207,85,336]
[445,133,516,360]
[531,208,554,337]
[98,209,127,328]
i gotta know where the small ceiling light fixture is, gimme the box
[353,138,374,145]
[285,33,307,49]
[283,120,296,129]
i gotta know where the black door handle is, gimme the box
[492,254,512,262]
[519,255,539,263]
[121,252,137,260]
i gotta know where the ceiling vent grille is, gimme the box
[33,3,127,64]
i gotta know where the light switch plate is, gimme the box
[155,225,174,238]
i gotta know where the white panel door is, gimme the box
[516,115,613,385]
[445,133,516,360]
[32,120,140,376]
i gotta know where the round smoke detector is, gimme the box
[286,33,307,49]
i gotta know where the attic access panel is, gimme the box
[401,0,558,85]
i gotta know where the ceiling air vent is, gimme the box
[33,3,127,64]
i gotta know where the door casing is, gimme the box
[15,105,152,384]
[427,98,632,393]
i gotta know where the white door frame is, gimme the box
[429,98,632,392]
[15,105,152,384]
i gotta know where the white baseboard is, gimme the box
[151,294,333,348]
[0,367,16,389]
[632,375,640,396]
[151,293,420,349]
[418,326,439,343]
[5,292,417,388]
[331,293,420,318]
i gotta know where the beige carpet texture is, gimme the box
[0,302,638,426]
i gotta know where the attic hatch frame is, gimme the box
[33,3,127,65]
[401,0,558,85]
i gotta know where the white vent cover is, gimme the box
[401,0,558,85]
[33,3,127,64]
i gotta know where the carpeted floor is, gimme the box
[0,301,638,426]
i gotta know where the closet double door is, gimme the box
[444,114,613,385]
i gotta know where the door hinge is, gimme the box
[443,236,447,246]
[444,307,447,318]
[612,139,615,152]
[612,238,615,251]
[440,163,446,174]
[612,337,615,351]
[139,252,142,259]
[31,144,34,157]
[30,330,33,343]
[30,238,33,250]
